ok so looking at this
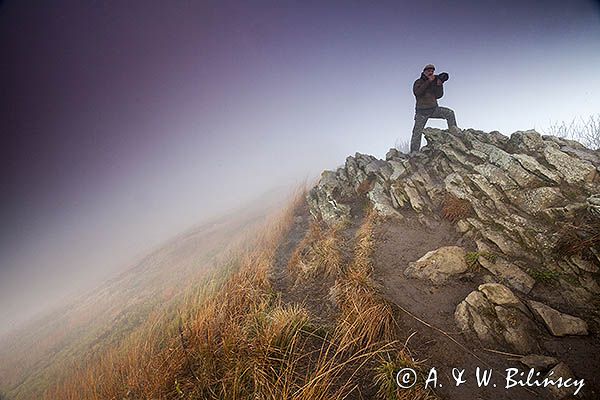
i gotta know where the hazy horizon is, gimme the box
[1,0,599,334]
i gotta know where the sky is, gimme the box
[1,0,599,333]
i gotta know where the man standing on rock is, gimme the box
[410,64,460,152]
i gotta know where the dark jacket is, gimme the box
[413,73,444,111]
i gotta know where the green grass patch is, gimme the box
[465,251,497,271]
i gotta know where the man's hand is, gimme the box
[436,78,442,86]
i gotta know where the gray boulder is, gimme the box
[528,300,589,337]
[455,284,541,353]
[404,246,468,284]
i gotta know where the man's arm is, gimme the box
[413,78,432,96]
[434,81,444,98]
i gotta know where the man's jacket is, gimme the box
[413,73,444,111]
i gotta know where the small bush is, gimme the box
[441,193,473,223]
[356,177,374,197]
[553,206,600,273]
[545,114,600,150]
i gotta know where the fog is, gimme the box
[1,0,599,336]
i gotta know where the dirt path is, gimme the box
[270,199,310,298]
[270,199,340,325]
[370,213,549,400]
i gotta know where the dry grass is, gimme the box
[333,209,397,351]
[545,113,600,150]
[441,193,473,223]
[373,350,437,400]
[41,186,433,400]
[555,218,600,258]
[288,221,343,279]
[44,187,307,399]
[332,208,434,399]
[356,177,374,197]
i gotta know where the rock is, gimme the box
[543,146,596,184]
[365,159,392,181]
[404,181,426,212]
[367,181,402,219]
[512,153,561,184]
[519,354,559,371]
[306,171,352,226]
[479,229,527,260]
[404,246,468,284]
[569,254,598,273]
[455,284,540,353]
[473,162,519,191]
[508,186,565,215]
[465,173,507,212]
[473,141,542,187]
[542,203,587,220]
[476,255,536,295]
[528,300,589,336]
[306,125,599,314]
[386,148,399,160]
[578,273,600,294]
[388,159,409,180]
[544,362,584,399]
[587,194,600,218]
[455,291,498,343]
[478,283,521,306]
[507,130,546,153]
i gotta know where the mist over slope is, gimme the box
[0,183,300,400]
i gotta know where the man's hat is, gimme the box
[423,64,435,71]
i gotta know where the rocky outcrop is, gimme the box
[455,283,590,356]
[307,128,600,309]
[454,283,542,353]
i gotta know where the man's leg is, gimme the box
[410,113,429,152]
[430,106,458,130]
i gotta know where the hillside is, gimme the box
[1,128,599,400]
[0,185,295,400]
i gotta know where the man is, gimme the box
[410,64,460,152]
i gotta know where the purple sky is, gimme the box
[1,0,599,333]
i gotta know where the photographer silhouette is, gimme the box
[410,64,460,153]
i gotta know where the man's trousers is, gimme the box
[410,106,457,152]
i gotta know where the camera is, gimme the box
[436,72,449,82]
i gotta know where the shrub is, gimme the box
[441,193,473,222]
[545,114,600,150]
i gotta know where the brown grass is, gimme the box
[44,187,305,399]
[333,208,397,350]
[40,186,433,400]
[554,215,600,258]
[441,193,473,223]
[288,221,343,279]
[356,177,374,197]
[333,208,435,399]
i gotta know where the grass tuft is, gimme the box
[441,193,473,223]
